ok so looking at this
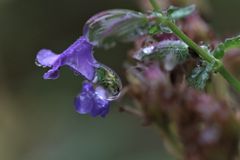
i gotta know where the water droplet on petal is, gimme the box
[35,60,47,68]
[83,9,148,48]
[92,64,122,100]
[142,45,155,54]
[94,86,109,100]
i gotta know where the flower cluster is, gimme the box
[126,62,239,159]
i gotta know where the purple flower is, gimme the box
[75,82,110,117]
[36,36,97,80]
[35,36,118,117]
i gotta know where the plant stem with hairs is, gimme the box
[149,0,240,92]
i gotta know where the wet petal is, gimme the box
[36,36,97,80]
[43,68,60,79]
[74,82,110,117]
[62,36,97,80]
[36,49,60,67]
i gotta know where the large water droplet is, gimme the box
[83,9,148,48]
[92,64,122,100]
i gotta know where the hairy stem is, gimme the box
[165,20,215,63]
[149,0,240,92]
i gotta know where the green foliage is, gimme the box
[213,35,240,59]
[187,61,214,90]
[84,9,148,48]
[167,5,196,20]
[149,12,173,33]
[148,25,162,35]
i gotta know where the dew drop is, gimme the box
[133,45,155,60]
[35,60,42,66]
[92,64,122,100]
[35,60,47,68]
[142,45,154,54]
[164,53,178,71]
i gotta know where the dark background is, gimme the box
[0,0,240,160]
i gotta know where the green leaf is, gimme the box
[167,5,196,20]
[133,40,189,70]
[213,35,240,59]
[187,61,214,90]
[83,9,148,48]
[148,25,161,35]
[149,12,173,33]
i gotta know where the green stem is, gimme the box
[164,20,214,63]
[155,121,183,159]
[219,66,240,92]
[149,0,240,92]
[149,0,161,12]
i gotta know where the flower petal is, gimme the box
[74,82,110,117]
[36,49,60,67]
[62,36,97,80]
[43,68,60,79]
[36,36,97,80]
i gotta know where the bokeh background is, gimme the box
[1,0,240,160]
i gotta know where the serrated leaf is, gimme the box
[187,61,214,90]
[133,40,189,70]
[83,9,148,48]
[167,5,196,19]
[213,35,240,59]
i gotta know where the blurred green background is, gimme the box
[0,0,240,160]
